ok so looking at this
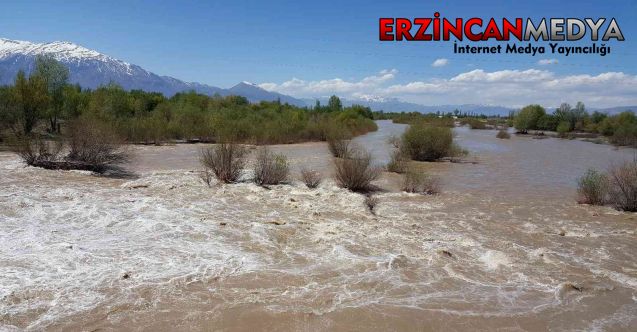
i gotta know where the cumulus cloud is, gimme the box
[431,58,449,67]
[538,59,559,65]
[259,69,397,97]
[259,68,637,108]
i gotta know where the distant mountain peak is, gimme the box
[0,38,116,63]
[238,81,258,87]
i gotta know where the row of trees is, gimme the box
[513,103,636,146]
[0,56,377,145]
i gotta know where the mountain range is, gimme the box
[0,38,633,116]
[0,38,305,106]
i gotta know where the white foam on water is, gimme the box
[479,250,511,270]
[1,148,637,330]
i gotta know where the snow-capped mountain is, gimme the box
[0,38,303,105]
[228,81,305,105]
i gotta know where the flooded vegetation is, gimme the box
[1,120,636,331]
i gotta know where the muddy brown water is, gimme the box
[1,120,636,331]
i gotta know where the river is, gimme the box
[0,120,635,331]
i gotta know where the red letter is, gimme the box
[502,18,522,41]
[395,18,413,41]
[443,18,463,41]
[482,18,503,40]
[413,18,432,40]
[464,18,483,41]
[433,12,441,40]
[379,18,394,41]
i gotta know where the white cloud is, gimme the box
[259,69,397,97]
[538,59,559,65]
[431,58,449,67]
[258,68,637,108]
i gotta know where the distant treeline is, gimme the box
[513,103,637,146]
[373,110,505,122]
[0,56,377,145]
[374,103,637,147]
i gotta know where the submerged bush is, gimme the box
[300,167,322,189]
[401,169,441,195]
[401,123,455,161]
[496,129,511,139]
[467,118,487,130]
[386,150,408,173]
[576,169,609,205]
[253,147,289,186]
[608,162,637,211]
[200,169,213,187]
[326,126,352,158]
[327,138,352,158]
[10,118,129,173]
[334,148,381,193]
[364,195,379,214]
[199,143,247,183]
[10,136,63,166]
[66,118,130,172]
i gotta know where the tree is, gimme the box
[514,104,545,133]
[0,86,17,134]
[537,114,559,131]
[349,104,373,119]
[591,111,607,124]
[555,102,587,131]
[328,95,342,112]
[34,55,69,133]
[12,70,50,135]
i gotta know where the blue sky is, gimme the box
[1,0,636,107]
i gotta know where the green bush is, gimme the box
[496,129,511,139]
[576,169,609,205]
[514,105,546,133]
[610,122,637,146]
[466,118,487,129]
[401,124,453,161]
[556,121,571,138]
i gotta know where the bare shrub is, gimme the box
[326,126,352,158]
[576,169,609,205]
[10,136,63,166]
[334,148,381,193]
[496,129,511,139]
[327,137,351,158]
[200,169,213,187]
[253,147,289,186]
[364,195,379,214]
[386,150,407,173]
[300,167,322,189]
[607,162,637,211]
[402,170,441,195]
[200,143,247,183]
[387,135,401,149]
[66,118,130,173]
